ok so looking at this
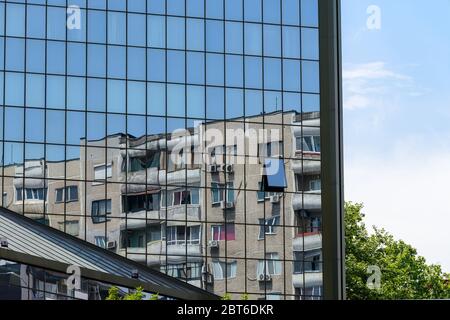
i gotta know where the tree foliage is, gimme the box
[345,202,450,299]
[106,286,158,300]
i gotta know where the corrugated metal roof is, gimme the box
[0,207,217,300]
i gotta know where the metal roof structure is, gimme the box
[0,207,218,300]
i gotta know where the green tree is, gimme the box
[345,202,450,299]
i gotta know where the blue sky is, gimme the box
[342,0,450,271]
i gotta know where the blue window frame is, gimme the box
[47,7,66,40]
[67,43,86,76]
[148,49,166,82]
[127,47,146,80]
[107,80,126,113]
[263,25,281,57]
[148,0,165,14]
[206,0,224,19]
[47,41,66,75]
[6,38,25,72]
[108,45,126,78]
[282,26,301,59]
[226,55,243,88]
[244,0,262,22]
[187,0,204,17]
[168,50,186,84]
[206,20,224,53]
[225,0,242,20]
[225,22,243,54]
[88,10,106,43]
[148,15,166,48]
[263,0,281,23]
[282,0,300,25]
[26,74,45,108]
[167,17,185,50]
[244,23,262,56]
[27,5,46,38]
[88,44,106,77]
[206,54,224,86]
[187,18,205,51]
[187,52,205,85]
[108,12,126,45]
[27,40,45,73]
[128,13,146,46]
[6,4,25,37]
[127,81,146,115]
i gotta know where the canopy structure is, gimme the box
[0,207,218,300]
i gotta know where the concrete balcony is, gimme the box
[120,241,203,266]
[292,159,321,175]
[292,192,321,211]
[158,168,201,185]
[293,233,322,252]
[120,210,161,229]
[292,272,323,288]
[161,205,201,223]
[120,168,159,193]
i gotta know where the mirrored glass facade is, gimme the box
[0,0,324,300]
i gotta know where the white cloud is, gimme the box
[343,62,424,110]
[345,143,450,272]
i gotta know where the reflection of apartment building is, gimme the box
[1,111,322,299]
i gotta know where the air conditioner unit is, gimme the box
[208,240,219,248]
[208,164,218,173]
[258,273,272,282]
[217,164,226,172]
[220,200,235,210]
[270,194,280,204]
[225,164,234,173]
[107,241,117,250]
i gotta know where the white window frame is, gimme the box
[257,253,281,276]
[296,136,321,153]
[166,225,201,245]
[309,179,321,192]
[93,163,113,183]
[211,182,234,205]
[212,261,237,280]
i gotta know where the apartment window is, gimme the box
[15,187,47,202]
[163,263,202,280]
[211,224,236,241]
[294,250,322,274]
[257,253,281,276]
[296,136,321,153]
[161,188,199,207]
[55,186,78,203]
[122,193,160,212]
[91,199,112,223]
[94,163,112,181]
[95,236,107,249]
[167,225,200,245]
[211,182,234,204]
[58,220,79,237]
[258,216,280,240]
[212,261,237,280]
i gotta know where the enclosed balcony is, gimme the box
[292,272,323,288]
[292,192,321,211]
[293,232,322,252]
